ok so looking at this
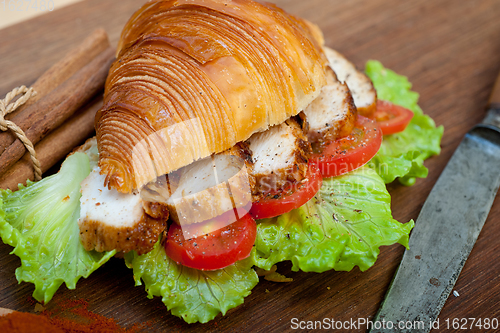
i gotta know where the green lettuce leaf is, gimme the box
[366,60,444,185]
[254,166,414,273]
[0,152,115,303]
[125,243,259,324]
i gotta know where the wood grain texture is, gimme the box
[0,0,499,332]
[489,71,500,106]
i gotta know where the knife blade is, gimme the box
[369,73,500,333]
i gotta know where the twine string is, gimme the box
[0,86,41,181]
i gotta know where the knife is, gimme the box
[369,72,500,333]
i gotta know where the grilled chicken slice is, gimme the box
[303,68,357,145]
[141,143,255,226]
[78,139,167,255]
[324,46,377,117]
[248,119,311,198]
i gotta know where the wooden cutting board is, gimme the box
[1,0,500,331]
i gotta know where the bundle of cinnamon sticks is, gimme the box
[0,29,115,190]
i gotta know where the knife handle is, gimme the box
[489,70,500,109]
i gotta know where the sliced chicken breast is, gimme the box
[324,46,377,117]
[303,68,357,145]
[141,142,255,226]
[78,139,167,255]
[248,119,311,198]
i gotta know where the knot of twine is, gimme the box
[0,86,42,181]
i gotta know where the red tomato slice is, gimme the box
[372,100,414,135]
[165,210,256,271]
[310,116,382,178]
[249,163,323,220]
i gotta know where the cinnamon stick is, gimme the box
[3,28,110,123]
[0,46,114,176]
[0,95,102,191]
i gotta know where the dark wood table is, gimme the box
[1,0,499,332]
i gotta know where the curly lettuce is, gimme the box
[254,167,414,273]
[0,152,115,303]
[125,244,258,324]
[366,60,444,185]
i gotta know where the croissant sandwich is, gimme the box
[1,0,443,325]
[76,0,379,256]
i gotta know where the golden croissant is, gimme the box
[96,0,328,193]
